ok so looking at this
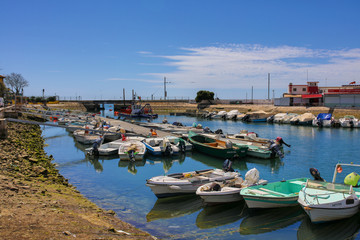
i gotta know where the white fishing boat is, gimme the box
[225,110,240,120]
[291,113,316,126]
[298,163,360,223]
[166,136,193,152]
[73,129,101,144]
[282,113,298,124]
[118,140,147,161]
[196,168,267,204]
[211,111,227,119]
[312,113,333,127]
[272,113,288,123]
[146,168,239,198]
[339,115,360,128]
[85,136,145,156]
[142,137,180,156]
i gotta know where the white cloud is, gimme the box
[147,44,360,90]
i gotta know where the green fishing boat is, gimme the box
[188,131,248,159]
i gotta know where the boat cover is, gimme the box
[317,113,332,120]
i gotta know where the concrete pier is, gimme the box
[98,117,176,138]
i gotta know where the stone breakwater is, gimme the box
[0,117,154,239]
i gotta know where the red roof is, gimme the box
[301,94,323,99]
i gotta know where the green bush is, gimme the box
[195,90,214,103]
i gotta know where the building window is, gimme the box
[293,88,297,91]
[303,88,306,91]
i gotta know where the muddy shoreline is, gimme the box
[0,116,154,239]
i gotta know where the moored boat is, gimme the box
[142,137,180,156]
[339,115,360,128]
[312,113,333,127]
[188,131,248,159]
[196,168,267,204]
[298,163,360,223]
[240,177,308,208]
[146,168,239,198]
[118,140,147,161]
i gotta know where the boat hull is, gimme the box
[300,204,359,223]
[197,188,243,204]
[242,195,299,208]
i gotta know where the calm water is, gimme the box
[43,105,360,240]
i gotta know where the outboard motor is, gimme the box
[215,129,223,135]
[269,141,284,158]
[128,150,136,162]
[350,120,354,128]
[317,118,323,127]
[222,159,234,172]
[178,139,186,153]
[163,145,173,156]
[203,126,212,133]
[310,168,325,181]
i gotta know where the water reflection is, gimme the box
[146,195,203,222]
[118,159,146,175]
[245,156,284,173]
[145,154,186,173]
[297,213,360,240]
[196,201,246,229]
[239,206,305,235]
[189,151,247,171]
[87,156,103,173]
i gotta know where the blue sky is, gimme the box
[1,0,360,100]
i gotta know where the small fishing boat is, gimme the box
[272,113,288,123]
[282,113,298,124]
[85,136,145,156]
[146,168,239,198]
[196,168,267,204]
[298,163,360,223]
[118,140,147,161]
[240,178,309,208]
[165,136,193,152]
[211,110,227,119]
[142,137,180,156]
[242,111,273,122]
[117,102,158,118]
[339,115,360,128]
[73,129,102,145]
[291,113,316,126]
[225,110,240,120]
[188,131,248,159]
[312,113,333,127]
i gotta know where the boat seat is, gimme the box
[289,180,306,185]
[205,142,218,147]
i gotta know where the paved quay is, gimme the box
[98,116,177,138]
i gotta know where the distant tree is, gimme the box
[47,96,57,102]
[195,90,215,103]
[4,73,29,95]
[0,81,5,97]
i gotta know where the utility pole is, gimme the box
[164,77,171,100]
[123,88,125,105]
[268,73,270,100]
[251,86,253,104]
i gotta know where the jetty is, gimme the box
[1,106,177,139]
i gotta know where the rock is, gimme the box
[105,210,116,216]
[29,158,39,163]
